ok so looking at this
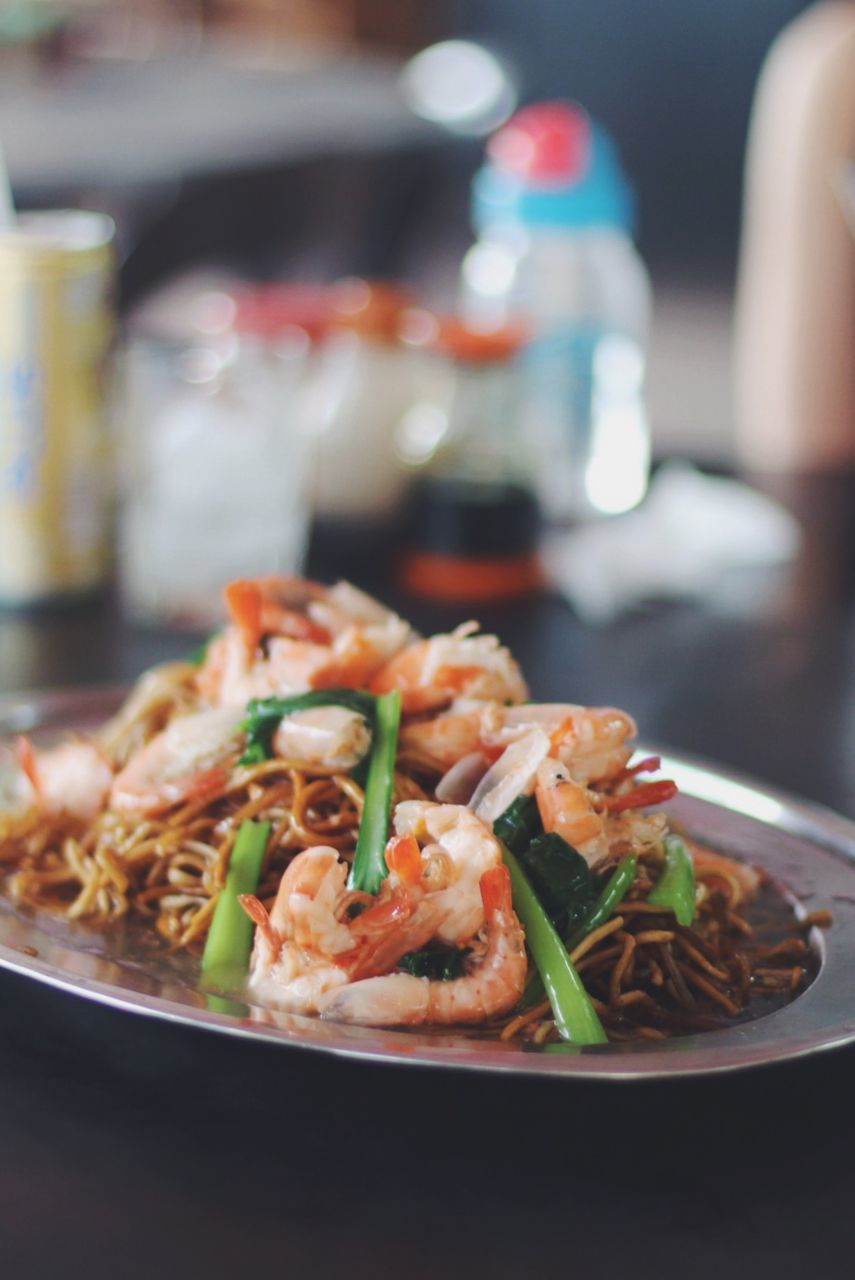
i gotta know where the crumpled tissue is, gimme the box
[544,464,801,624]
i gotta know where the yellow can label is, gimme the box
[0,214,115,604]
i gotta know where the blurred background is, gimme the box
[1,0,853,625]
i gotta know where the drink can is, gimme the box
[0,211,116,606]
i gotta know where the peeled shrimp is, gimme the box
[320,864,526,1026]
[272,705,371,771]
[391,800,505,945]
[98,661,199,767]
[241,801,514,1019]
[14,737,113,821]
[534,757,608,866]
[370,623,528,714]
[198,576,411,708]
[110,708,244,815]
[241,845,448,1014]
[405,699,636,784]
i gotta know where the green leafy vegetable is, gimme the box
[566,855,638,952]
[493,796,596,935]
[240,689,376,765]
[501,842,606,1046]
[648,835,696,926]
[522,854,639,1010]
[517,832,596,937]
[399,944,469,981]
[347,690,402,895]
[200,819,271,991]
[493,794,542,855]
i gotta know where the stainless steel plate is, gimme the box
[1,685,853,1079]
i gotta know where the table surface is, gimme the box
[2,480,855,1279]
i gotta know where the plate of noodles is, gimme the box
[0,576,851,1079]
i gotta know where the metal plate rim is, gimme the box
[1,684,854,1081]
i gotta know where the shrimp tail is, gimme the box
[384,834,423,885]
[15,736,40,796]
[225,579,264,651]
[239,893,281,955]
[479,863,512,916]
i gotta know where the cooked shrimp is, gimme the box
[198,576,411,707]
[241,802,506,1015]
[241,844,448,1014]
[391,800,505,945]
[534,757,608,866]
[320,865,526,1026]
[403,699,636,784]
[15,737,113,820]
[272,705,371,771]
[110,708,244,815]
[540,707,637,785]
[370,623,528,713]
[98,661,200,767]
[240,891,351,1015]
[399,703,486,769]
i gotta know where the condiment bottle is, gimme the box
[308,279,420,581]
[461,102,651,520]
[398,316,542,603]
[312,279,418,521]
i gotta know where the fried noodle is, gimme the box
[0,636,827,1042]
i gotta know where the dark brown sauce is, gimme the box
[720,876,822,1025]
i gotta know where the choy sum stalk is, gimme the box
[648,835,696,926]
[201,818,271,991]
[347,690,402,895]
[501,842,607,1046]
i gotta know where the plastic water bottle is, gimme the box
[461,102,651,520]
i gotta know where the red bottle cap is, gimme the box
[329,278,415,344]
[487,101,590,185]
[399,308,526,364]
[232,285,331,343]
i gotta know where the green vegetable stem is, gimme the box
[566,855,639,952]
[347,690,402,895]
[501,842,607,1046]
[648,835,696,926]
[521,853,639,1010]
[200,818,271,991]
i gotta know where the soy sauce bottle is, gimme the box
[398,316,542,604]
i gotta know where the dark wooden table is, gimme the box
[2,479,855,1279]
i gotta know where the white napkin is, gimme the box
[544,463,800,623]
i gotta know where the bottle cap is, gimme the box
[435,317,525,364]
[329,278,415,343]
[232,285,331,343]
[400,308,525,364]
[473,100,635,232]
[487,101,589,185]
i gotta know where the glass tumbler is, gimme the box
[118,328,314,626]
